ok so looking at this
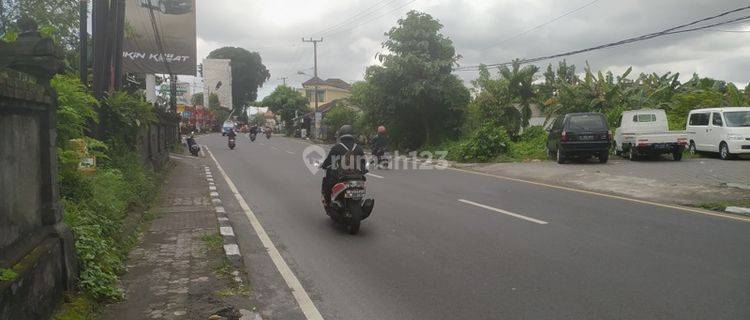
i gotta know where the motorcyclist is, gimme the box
[321,125,368,207]
[371,125,388,164]
[227,128,237,139]
[186,132,197,148]
[249,124,258,136]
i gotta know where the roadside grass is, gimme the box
[0,268,18,282]
[696,199,750,216]
[202,233,251,298]
[53,294,99,320]
[201,233,223,253]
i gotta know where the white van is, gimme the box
[686,107,750,160]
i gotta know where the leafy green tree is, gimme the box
[191,92,203,106]
[208,92,220,108]
[323,104,361,141]
[471,61,539,138]
[351,11,469,148]
[261,85,307,132]
[51,74,98,146]
[207,47,270,107]
[250,113,266,127]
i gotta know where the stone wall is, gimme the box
[0,66,76,319]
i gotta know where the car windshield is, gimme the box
[723,111,750,127]
[568,114,606,130]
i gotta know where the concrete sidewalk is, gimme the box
[102,153,257,320]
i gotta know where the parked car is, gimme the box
[547,112,611,164]
[613,109,687,161]
[686,107,750,160]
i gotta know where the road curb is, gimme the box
[203,165,245,284]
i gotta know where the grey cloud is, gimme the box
[192,0,750,99]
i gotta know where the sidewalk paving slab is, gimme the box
[102,154,257,320]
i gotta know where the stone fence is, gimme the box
[0,20,178,319]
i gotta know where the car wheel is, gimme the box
[719,142,733,160]
[556,147,565,164]
[629,146,639,161]
[599,152,609,164]
[672,151,683,161]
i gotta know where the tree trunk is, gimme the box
[422,115,431,147]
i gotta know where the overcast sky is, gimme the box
[191,0,750,99]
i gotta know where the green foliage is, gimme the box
[0,268,18,281]
[448,123,510,162]
[351,11,470,148]
[250,113,266,127]
[323,104,361,140]
[207,47,271,107]
[508,126,547,160]
[52,75,98,146]
[100,91,156,150]
[471,61,539,138]
[261,85,308,132]
[664,90,724,130]
[191,92,204,106]
[1,0,80,48]
[52,80,159,301]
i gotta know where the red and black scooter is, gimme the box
[323,173,374,235]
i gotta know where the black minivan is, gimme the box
[547,112,611,164]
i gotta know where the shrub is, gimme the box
[449,123,510,162]
[508,126,548,160]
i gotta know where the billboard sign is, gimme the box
[123,0,196,75]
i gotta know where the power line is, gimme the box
[456,5,750,72]
[313,0,401,36]
[481,0,604,50]
[322,0,418,38]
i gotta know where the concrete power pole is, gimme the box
[79,0,88,86]
[302,37,322,138]
[278,77,287,86]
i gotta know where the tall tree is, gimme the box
[351,11,469,148]
[261,85,307,132]
[207,47,270,108]
[190,92,203,106]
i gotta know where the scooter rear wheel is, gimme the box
[347,199,362,235]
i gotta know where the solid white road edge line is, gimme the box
[366,173,384,179]
[458,199,549,225]
[206,147,325,320]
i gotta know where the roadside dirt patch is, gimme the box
[462,157,750,207]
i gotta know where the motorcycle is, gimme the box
[249,133,257,142]
[369,149,389,169]
[323,174,375,235]
[186,137,200,156]
[266,131,271,139]
[228,137,236,150]
[190,144,200,156]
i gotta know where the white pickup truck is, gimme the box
[614,109,688,161]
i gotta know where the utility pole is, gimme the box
[302,37,322,138]
[79,0,88,86]
[112,0,125,90]
[278,77,287,86]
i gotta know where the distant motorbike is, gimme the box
[249,133,257,142]
[266,131,271,139]
[369,148,389,169]
[186,137,200,156]
[228,137,236,150]
[323,173,374,235]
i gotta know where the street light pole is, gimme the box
[302,37,323,138]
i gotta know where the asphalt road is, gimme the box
[199,133,750,320]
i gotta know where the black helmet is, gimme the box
[338,125,353,137]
